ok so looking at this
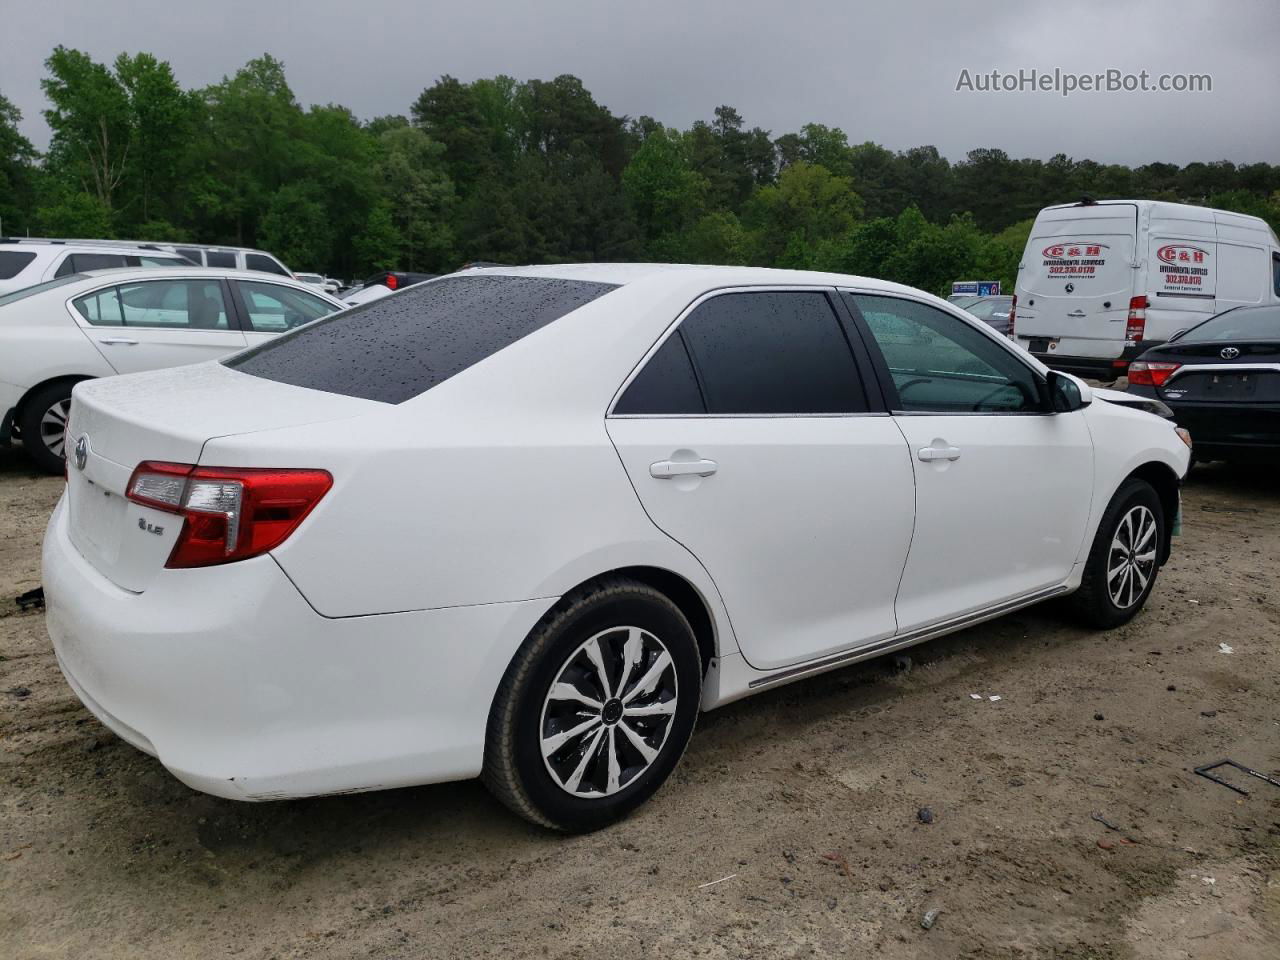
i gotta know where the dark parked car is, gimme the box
[962,296,1014,336]
[1127,304,1280,464]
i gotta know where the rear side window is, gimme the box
[677,291,867,414]
[614,333,705,414]
[226,275,619,403]
[245,253,289,276]
[0,251,36,280]
[72,253,129,273]
[74,279,230,329]
[205,251,236,268]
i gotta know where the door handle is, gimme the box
[1066,310,1086,318]
[98,337,138,345]
[918,445,961,463]
[650,458,718,479]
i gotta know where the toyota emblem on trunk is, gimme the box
[1220,346,1241,360]
[74,435,88,471]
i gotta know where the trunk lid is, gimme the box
[1015,204,1137,353]
[66,361,384,592]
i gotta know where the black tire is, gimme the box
[18,382,76,475]
[482,577,701,832]
[1068,478,1164,629]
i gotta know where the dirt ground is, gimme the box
[1,446,1277,960]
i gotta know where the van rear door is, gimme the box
[1015,204,1137,364]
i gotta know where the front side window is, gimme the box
[676,291,867,415]
[847,294,1041,414]
[246,253,290,276]
[236,280,338,332]
[74,279,230,329]
[226,274,619,403]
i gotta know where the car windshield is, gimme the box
[0,274,88,308]
[1181,306,1280,342]
[225,274,619,403]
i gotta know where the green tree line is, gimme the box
[2,48,1279,292]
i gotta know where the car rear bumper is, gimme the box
[42,495,556,801]
[1025,343,1156,380]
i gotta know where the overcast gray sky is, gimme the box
[2,0,1277,165]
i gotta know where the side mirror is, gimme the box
[1048,370,1092,413]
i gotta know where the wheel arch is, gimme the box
[553,566,720,676]
[1123,460,1181,565]
[14,374,96,426]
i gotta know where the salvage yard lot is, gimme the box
[1,449,1277,959]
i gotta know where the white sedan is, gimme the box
[43,264,1191,831]
[0,268,345,472]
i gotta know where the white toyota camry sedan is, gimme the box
[43,264,1191,831]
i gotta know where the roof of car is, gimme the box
[460,262,935,298]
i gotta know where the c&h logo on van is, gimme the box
[1041,242,1110,261]
[1156,244,1209,265]
[1041,241,1110,280]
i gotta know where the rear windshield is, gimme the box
[0,274,87,308]
[0,251,37,279]
[225,274,619,403]
[1182,306,1280,342]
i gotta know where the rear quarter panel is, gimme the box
[0,299,115,392]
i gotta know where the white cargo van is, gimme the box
[1013,200,1280,380]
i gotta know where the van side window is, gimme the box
[1273,253,1280,298]
[206,251,237,268]
[245,253,290,276]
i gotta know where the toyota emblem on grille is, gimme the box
[1220,346,1241,360]
[74,435,88,471]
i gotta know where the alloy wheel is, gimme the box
[1107,505,1157,609]
[539,626,679,798]
[39,398,72,460]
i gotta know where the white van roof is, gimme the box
[1036,200,1279,244]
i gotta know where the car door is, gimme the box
[606,288,916,672]
[70,277,247,373]
[231,279,342,347]
[844,292,1094,632]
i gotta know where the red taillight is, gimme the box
[1125,295,1148,344]
[1127,361,1181,388]
[384,273,398,290]
[1008,293,1017,339]
[126,462,332,568]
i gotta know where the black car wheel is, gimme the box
[1069,478,1164,629]
[483,577,701,832]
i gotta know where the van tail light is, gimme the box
[1127,361,1181,388]
[1008,294,1017,339]
[384,273,398,290]
[1125,295,1148,344]
[127,462,332,568]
